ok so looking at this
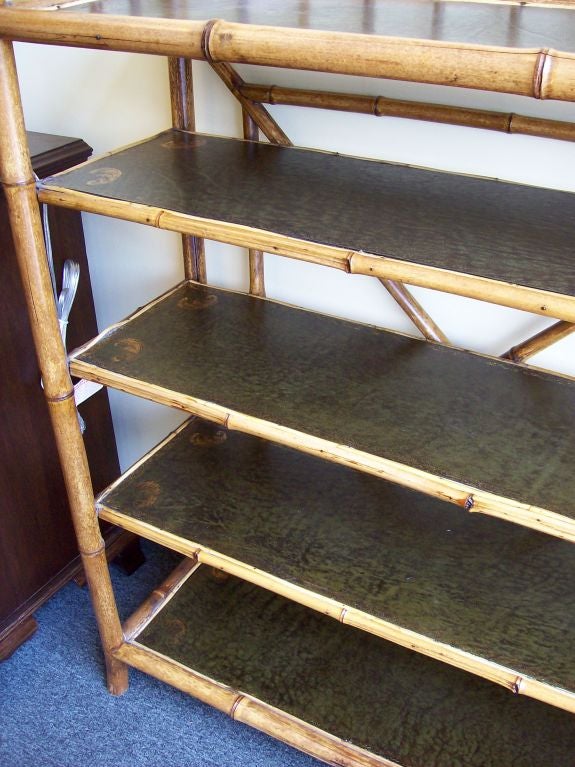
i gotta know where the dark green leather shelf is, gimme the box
[99,417,575,710]
[136,566,575,767]
[73,281,575,541]
[40,129,575,321]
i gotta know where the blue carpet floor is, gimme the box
[0,542,321,767]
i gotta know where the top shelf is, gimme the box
[4,0,575,101]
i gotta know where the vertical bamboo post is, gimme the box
[0,39,127,694]
[168,56,207,283]
[242,111,266,297]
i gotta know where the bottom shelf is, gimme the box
[117,561,575,767]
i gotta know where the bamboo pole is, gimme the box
[240,82,575,143]
[0,38,127,694]
[168,56,207,283]
[243,110,266,297]
[501,320,575,362]
[37,186,575,324]
[3,11,575,102]
[379,279,449,344]
[114,641,399,767]
[207,21,550,98]
[0,11,208,57]
[122,556,199,640]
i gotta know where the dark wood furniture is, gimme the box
[0,131,140,660]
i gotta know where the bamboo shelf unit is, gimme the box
[2,1,575,765]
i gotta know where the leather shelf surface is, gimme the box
[42,130,575,301]
[74,282,575,522]
[139,566,575,767]
[101,417,575,694]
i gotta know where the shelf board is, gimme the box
[72,281,575,542]
[38,130,575,321]
[120,564,575,767]
[99,417,575,712]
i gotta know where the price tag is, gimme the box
[74,379,103,406]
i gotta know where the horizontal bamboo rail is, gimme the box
[114,640,396,766]
[3,10,575,102]
[501,319,575,362]
[240,82,575,142]
[64,282,575,544]
[37,186,575,324]
[97,491,575,714]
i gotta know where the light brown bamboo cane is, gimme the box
[114,641,398,766]
[37,186,575,324]
[239,82,575,143]
[501,320,575,362]
[379,279,449,343]
[243,110,266,297]
[122,556,199,640]
[206,21,565,99]
[0,38,127,694]
[168,56,207,283]
[4,11,575,102]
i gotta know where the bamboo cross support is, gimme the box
[239,82,575,143]
[168,57,206,283]
[0,38,127,694]
[379,279,449,344]
[501,320,575,362]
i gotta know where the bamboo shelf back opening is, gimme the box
[37,130,575,323]
[69,281,575,542]
[120,565,575,767]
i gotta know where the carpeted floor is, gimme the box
[0,541,321,767]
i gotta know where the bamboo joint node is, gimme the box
[230,694,246,720]
[79,542,106,559]
[339,607,348,623]
[200,19,221,64]
[2,177,36,189]
[46,389,75,404]
[533,49,550,99]
[512,676,524,695]
[464,494,475,512]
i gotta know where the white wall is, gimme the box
[14,43,575,469]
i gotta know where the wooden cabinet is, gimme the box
[0,132,138,660]
[1,3,574,765]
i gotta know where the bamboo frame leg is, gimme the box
[168,56,207,283]
[379,278,449,344]
[501,320,575,362]
[242,111,266,297]
[0,39,127,694]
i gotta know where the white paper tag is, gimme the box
[74,378,103,406]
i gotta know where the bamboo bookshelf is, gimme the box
[1,1,575,765]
